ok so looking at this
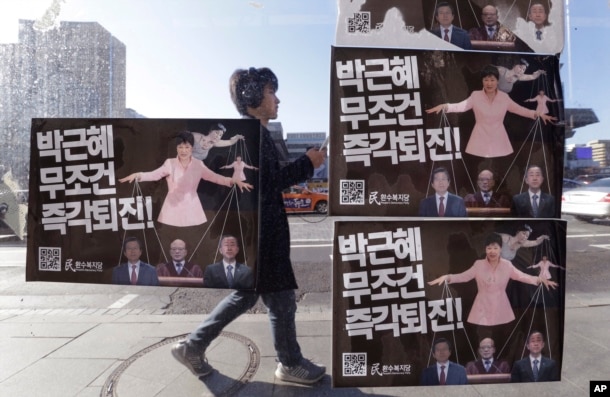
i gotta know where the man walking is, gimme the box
[171,67,327,385]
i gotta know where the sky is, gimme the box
[562,0,610,144]
[0,0,608,144]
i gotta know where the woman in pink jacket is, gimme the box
[426,65,556,158]
[428,232,557,326]
[220,155,258,182]
[524,90,561,115]
[119,132,252,227]
[528,255,564,280]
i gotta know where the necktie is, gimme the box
[483,192,490,205]
[487,27,494,38]
[532,359,539,381]
[226,265,234,288]
[130,264,137,285]
[443,29,449,42]
[536,30,542,40]
[532,194,539,217]
[484,359,491,372]
[175,262,183,275]
[439,365,446,385]
[438,196,445,217]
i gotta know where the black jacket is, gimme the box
[510,191,556,218]
[255,125,313,292]
[511,356,559,382]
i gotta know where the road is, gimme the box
[563,217,610,294]
[0,215,609,314]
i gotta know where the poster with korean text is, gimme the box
[332,219,566,387]
[26,118,260,290]
[335,0,564,55]
[329,46,564,218]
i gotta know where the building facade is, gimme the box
[285,132,326,162]
[0,20,126,188]
[587,140,610,169]
[285,132,328,179]
[565,140,610,177]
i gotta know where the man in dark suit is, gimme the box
[511,331,559,382]
[465,337,510,375]
[464,169,511,210]
[203,235,253,289]
[419,167,467,217]
[112,237,159,286]
[528,2,550,41]
[156,239,203,278]
[430,2,472,50]
[421,338,468,385]
[511,165,556,218]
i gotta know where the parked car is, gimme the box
[561,177,610,221]
[562,178,585,192]
[574,173,610,185]
[282,185,328,214]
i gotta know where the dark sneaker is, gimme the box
[275,358,326,385]
[171,340,213,377]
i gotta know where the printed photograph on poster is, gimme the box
[335,0,564,55]
[329,46,564,218]
[26,118,261,290]
[332,219,566,388]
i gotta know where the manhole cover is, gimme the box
[102,331,260,396]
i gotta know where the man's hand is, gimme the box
[306,147,326,168]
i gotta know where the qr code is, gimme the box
[343,353,367,376]
[340,180,365,205]
[39,247,61,271]
[347,12,370,33]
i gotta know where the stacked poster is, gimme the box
[330,0,566,388]
[332,219,566,387]
[328,46,564,218]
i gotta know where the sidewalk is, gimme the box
[0,290,608,396]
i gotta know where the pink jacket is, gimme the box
[447,90,536,158]
[450,258,539,325]
[140,157,232,227]
[223,161,254,181]
[532,259,554,279]
[526,95,551,115]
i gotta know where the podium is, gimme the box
[158,276,203,288]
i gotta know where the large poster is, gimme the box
[335,0,564,55]
[329,46,564,218]
[332,219,566,387]
[26,118,261,289]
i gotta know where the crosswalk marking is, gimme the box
[108,294,138,309]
